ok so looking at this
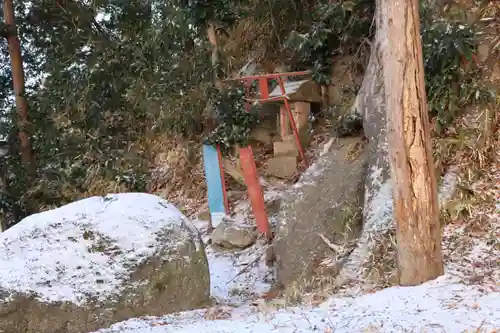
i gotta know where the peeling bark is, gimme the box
[337,0,447,287]
[383,0,444,285]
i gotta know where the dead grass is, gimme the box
[282,275,338,306]
[221,18,274,73]
[219,3,301,75]
[144,135,207,216]
[363,230,398,288]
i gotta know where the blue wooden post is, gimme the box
[202,144,227,227]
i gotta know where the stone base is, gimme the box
[211,217,257,249]
[278,104,311,149]
[266,156,298,179]
[251,127,274,145]
[273,139,298,157]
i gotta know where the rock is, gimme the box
[265,245,276,267]
[197,209,211,221]
[273,139,299,157]
[336,113,364,137]
[251,127,274,145]
[332,27,393,284]
[274,137,367,288]
[0,193,210,333]
[265,197,282,216]
[266,156,298,179]
[211,218,257,249]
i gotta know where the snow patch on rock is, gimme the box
[0,193,201,305]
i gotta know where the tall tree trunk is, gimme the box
[335,0,454,289]
[382,0,444,285]
[3,0,36,179]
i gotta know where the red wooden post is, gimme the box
[239,146,271,239]
[258,78,269,99]
[239,77,272,239]
[277,76,308,166]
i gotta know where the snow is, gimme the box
[210,212,226,228]
[192,219,273,305]
[363,178,393,233]
[91,275,500,333]
[438,167,459,205]
[342,165,463,282]
[1,134,497,332]
[207,242,272,304]
[87,162,499,333]
[0,193,199,305]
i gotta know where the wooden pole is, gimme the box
[3,0,36,179]
[277,77,308,166]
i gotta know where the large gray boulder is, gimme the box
[0,193,210,333]
[274,137,368,288]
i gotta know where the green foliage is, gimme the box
[0,1,201,220]
[204,86,259,152]
[287,0,493,132]
[0,0,494,229]
[182,0,236,28]
[285,0,374,85]
[421,18,494,132]
[0,0,250,224]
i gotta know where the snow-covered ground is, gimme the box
[0,156,498,332]
[92,274,499,333]
[88,162,499,333]
[190,189,285,305]
[193,219,274,305]
[207,241,273,304]
[89,186,499,332]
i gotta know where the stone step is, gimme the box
[273,140,298,157]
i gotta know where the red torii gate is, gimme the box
[221,70,311,240]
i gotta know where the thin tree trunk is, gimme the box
[382,0,444,285]
[3,0,36,179]
[207,22,222,89]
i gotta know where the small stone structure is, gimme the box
[265,79,321,178]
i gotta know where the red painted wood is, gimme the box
[216,145,230,214]
[239,146,271,238]
[223,70,312,82]
[258,78,269,99]
[277,77,308,166]
[218,70,314,239]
